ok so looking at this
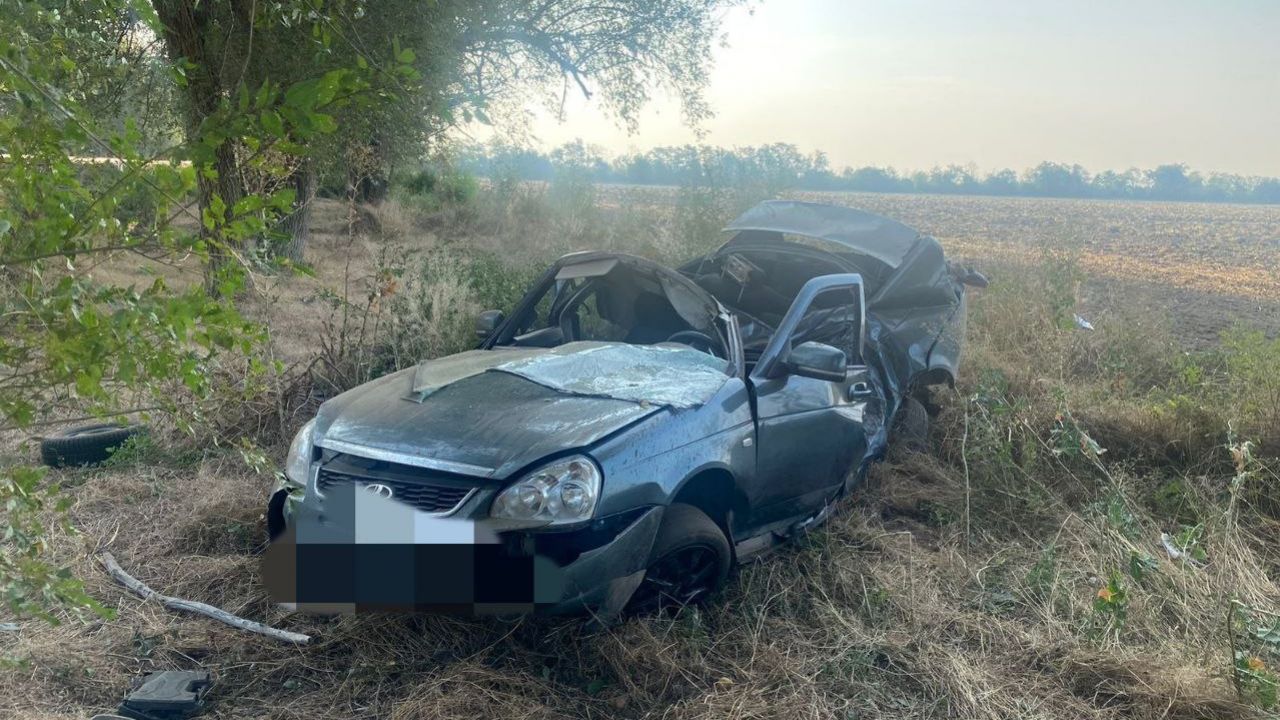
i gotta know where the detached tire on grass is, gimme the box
[40,423,143,468]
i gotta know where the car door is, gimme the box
[746,274,881,527]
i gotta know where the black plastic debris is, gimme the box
[117,671,212,720]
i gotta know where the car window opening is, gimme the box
[502,258,727,359]
[684,239,874,370]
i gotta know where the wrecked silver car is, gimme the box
[263,201,983,618]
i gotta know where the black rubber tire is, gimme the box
[266,489,289,541]
[40,423,142,467]
[891,396,930,453]
[629,503,733,613]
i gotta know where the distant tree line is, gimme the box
[458,141,1280,204]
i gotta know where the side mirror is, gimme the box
[475,309,504,340]
[784,341,847,382]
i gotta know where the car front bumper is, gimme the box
[262,491,662,616]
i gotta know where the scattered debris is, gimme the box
[1073,314,1095,331]
[1161,532,1202,565]
[117,671,211,720]
[100,552,310,645]
[0,622,19,632]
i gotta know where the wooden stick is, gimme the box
[99,552,311,645]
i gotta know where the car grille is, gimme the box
[316,456,478,514]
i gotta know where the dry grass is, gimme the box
[2,188,1278,719]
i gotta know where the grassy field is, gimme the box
[2,185,1278,719]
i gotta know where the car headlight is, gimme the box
[283,419,316,488]
[490,455,601,526]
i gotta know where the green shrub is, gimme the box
[1219,327,1280,451]
[316,245,544,393]
[0,467,111,625]
[395,165,480,211]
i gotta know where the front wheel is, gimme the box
[627,503,732,614]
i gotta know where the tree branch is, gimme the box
[100,552,311,645]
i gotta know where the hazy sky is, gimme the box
[511,0,1280,176]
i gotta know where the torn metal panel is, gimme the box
[867,236,954,310]
[724,200,921,268]
[861,235,967,398]
[696,202,966,402]
[556,256,618,279]
[493,341,731,410]
[657,271,721,336]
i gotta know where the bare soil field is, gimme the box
[791,191,1280,346]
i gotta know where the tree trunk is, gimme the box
[152,0,247,296]
[280,160,316,263]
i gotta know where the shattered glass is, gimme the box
[410,342,731,409]
[494,341,731,409]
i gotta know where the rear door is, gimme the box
[745,275,882,527]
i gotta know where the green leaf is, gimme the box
[74,372,99,398]
[311,113,337,133]
[260,110,284,138]
[1127,551,1156,581]
[254,79,272,108]
[284,79,319,111]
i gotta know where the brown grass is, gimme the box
[2,188,1278,719]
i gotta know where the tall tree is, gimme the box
[0,0,398,620]
[166,0,745,264]
[150,1,245,288]
[449,0,742,130]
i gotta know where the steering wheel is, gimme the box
[665,330,719,356]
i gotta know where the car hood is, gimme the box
[311,357,672,480]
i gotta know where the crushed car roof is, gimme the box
[723,200,922,268]
[552,251,725,335]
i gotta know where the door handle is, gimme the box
[847,381,872,400]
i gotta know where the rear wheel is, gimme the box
[891,396,930,453]
[627,503,731,614]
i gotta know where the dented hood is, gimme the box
[313,366,662,479]
[311,343,730,479]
